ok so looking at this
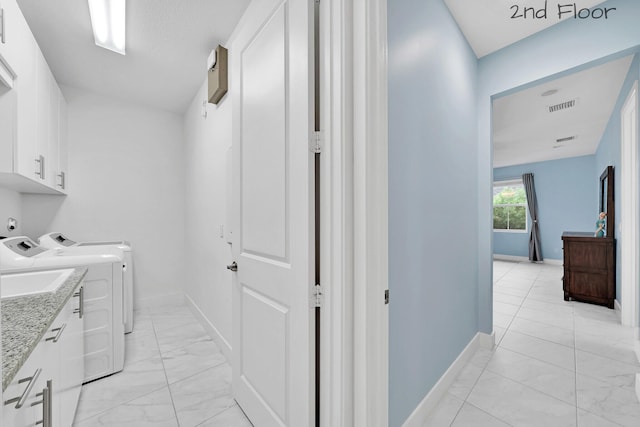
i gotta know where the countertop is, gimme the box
[1,267,87,391]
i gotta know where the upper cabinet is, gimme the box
[0,0,21,76]
[0,0,68,195]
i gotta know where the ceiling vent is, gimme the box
[548,99,576,113]
[556,135,577,143]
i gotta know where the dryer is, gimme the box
[39,232,134,334]
[0,236,125,383]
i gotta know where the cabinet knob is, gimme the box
[227,261,238,272]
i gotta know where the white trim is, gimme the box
[493,254,530,262]
[493,255,562,265]
[620,81,639,328]
[352,0,389,425]
[184,294,232,361]
[319,0,354,425]
[479,331,496,350]
[636,374,640,404]
[401,333,490,427]
[615,299,623,323]
[135,292,184,310]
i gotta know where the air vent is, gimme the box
[556,136,576,143]
[549,99,576,113]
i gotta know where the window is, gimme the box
[493,180,528,232]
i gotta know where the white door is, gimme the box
[230,0,314,426]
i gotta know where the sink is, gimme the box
[1,268,74,299]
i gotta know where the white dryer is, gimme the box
[0,236,125,383]
[39,232,134,334]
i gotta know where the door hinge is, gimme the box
[385,289,389,305]
[311,131,322,154]
[314,284,323,308]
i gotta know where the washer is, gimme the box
[39,232,134,334]
[0,236,125,383]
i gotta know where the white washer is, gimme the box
[0,236,125,383]
[39,232,134,334]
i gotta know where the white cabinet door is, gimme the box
[2,334,51,427]
[59,285,85,427]
[13,22,37,180]
[0,0,21,69]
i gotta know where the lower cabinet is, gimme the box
[2,283,84,426]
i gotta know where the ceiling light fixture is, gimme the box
[88,0,126,55]
[541,89,558,97]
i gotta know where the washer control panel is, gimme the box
[2,237,47,257]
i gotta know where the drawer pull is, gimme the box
[3,368,42,408]
[46,323,66,343]
[73,286,84,318]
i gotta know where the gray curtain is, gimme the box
[522,173,543,262]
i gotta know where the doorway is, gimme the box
[491,53,639,334]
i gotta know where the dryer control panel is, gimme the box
[50,233,77,247]
[2,237,47,257]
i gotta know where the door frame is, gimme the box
[319,0,389,426]
[620,81,639,333]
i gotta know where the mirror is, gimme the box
[599,166,615,238]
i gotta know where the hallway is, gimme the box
[424,260,640,426]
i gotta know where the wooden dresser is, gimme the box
[562,232,615,308]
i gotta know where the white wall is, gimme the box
[21,86,186,307]
[182,82,233,356]
[0,187,23,237]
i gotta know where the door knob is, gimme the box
[227,261,238,272]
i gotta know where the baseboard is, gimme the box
[493,254,529,262]
[492,254,562,265]
[136,292,184,310]
[615,299,622,323]
[401,332,490,427]
[184,294,232,361]
[479,331,495,350]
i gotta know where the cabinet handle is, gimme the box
[34,380,52,427]
[57,171,66,189]
[1,8,5,45]
[0,9,7,44]
[73,286,84,318]
[35,155,45,179]
[3,368,42,409]
[45,323,66,343]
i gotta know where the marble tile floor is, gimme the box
[424,260,640,427]
[72,304,253,427]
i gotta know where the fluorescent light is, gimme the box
[88,0,126,55]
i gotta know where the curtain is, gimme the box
[522,173,543,262]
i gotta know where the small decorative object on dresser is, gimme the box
[595,212,607,237]
[562,166,615,308]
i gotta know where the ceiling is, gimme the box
[443,0,606,57]
[17,0,251,113]
[492,55,634,168]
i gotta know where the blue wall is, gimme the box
[477,0,640,335]
[388,0,478,425]
[595,53,640,302]
[494,156,596,260]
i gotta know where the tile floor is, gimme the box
[72,304,252,427]
[424,260,640,427]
